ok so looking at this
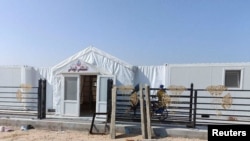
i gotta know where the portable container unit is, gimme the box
[0,65,38,111]
[167,63,250,121]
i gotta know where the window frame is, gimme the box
[223,68,244,90]
[64,77,78,100]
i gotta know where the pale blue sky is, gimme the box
[0,0,250,67]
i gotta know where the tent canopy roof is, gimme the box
[51,46,135,72]
[50,46,137,86]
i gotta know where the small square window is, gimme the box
[224,70,241,88]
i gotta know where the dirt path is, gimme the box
[0,127,207,141]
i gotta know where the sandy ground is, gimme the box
[0,127,208,141]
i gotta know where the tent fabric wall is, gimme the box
[134,65,166,89]
[50,46,136,114]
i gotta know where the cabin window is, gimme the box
[224,70,241,88]
[64,77,77,100]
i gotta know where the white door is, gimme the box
[62,75,80,116]
[96,75,115,119]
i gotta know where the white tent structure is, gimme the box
[2,46,250,121]
[49,46,137,116]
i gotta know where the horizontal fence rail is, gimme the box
[194,88,250,127]
[115,89,139,122]
[0,79,46,119]
[114,84,195,127]
[0,86,38,118]
[112,83,250,128]
[149,84,194,127]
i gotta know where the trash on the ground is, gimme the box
[20,126,26,131]
[21,124,34,131]
[0,126,4,132]
[0,126,14,132]
[4,127,13,132]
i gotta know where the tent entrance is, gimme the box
[80,75,97,117]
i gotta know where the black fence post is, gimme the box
[107,79,113,123]
[41,79,46,119]
[37,79,42,119]
[189,83,194,122]
[192,90,198,128]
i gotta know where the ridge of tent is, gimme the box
[89,46,134,70]
[51,47,92,70]
[51,46,135,72]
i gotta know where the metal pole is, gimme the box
[107,79,113,123]
[42,79,46,119]
[192,90,198,128]
[37,79,42,119]
[189,83,194,122]
[110,86,117,139]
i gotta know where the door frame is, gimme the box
[61,72,100,117]
[61,74,80,116]
[96,75,116,119]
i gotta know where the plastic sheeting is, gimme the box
[50,46,137,114]
[0,47,169,115]
[134,65,166,92]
